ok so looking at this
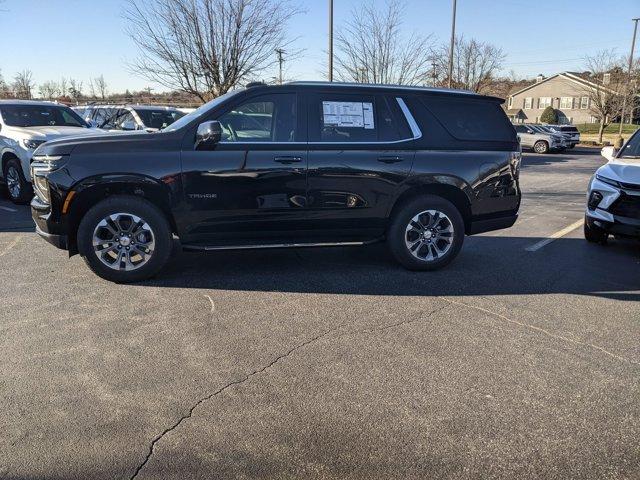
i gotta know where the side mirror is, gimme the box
[195,121,222,150]
[601,145,617,162]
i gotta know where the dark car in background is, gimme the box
[30,82,521,282]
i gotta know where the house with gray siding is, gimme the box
[506,72,621,125]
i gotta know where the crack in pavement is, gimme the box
[128,325,341,480]
[443,297,640,367]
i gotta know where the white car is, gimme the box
[0,100,106,203]
[80,105,185,132]
[584,132,640,244]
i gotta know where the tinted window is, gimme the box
[421,97,515,142]
[379,96,412,141]
[514,125,528,133]
[620,131,640,158]
[133,109,185,129]
[310,94,377,142]
[217,93,296,142]
[0,105,87,127]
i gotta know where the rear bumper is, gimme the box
[469,213,518,235]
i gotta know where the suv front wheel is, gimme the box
[77,196,172,283]
[533,140,549,154]
[387,195,465,271]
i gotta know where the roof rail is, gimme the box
[246,81,267,88]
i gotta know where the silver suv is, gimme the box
[514,124,564,154]
[80,105,185,132]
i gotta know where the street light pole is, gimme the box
[329,0,334,82]
[447,0,457,89]
[619,18,639,136]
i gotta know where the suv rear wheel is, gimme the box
[533,140,549,154]
[387,195,465,271]
[77,196,172,283]
[3,158,32,204]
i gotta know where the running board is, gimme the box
[182,239,381,252]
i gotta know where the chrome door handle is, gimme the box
[274,156,303,164]
[377,156,402,164]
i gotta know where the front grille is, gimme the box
[619,181,640,191]
[609,193,640,219]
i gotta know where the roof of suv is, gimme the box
[262,81,504,102]
[0,99,66,106]
[81,104,181,111]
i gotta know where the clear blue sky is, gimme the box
[0,0,638,93]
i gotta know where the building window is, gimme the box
[580,96,589,109]
[538,97,552,109]
[508,97,513,108]
[524,97,533,109]
[560,97,574,109]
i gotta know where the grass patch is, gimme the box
[576,123,639,135]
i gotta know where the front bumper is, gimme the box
[31,196,68,251]
[585,214,640,238]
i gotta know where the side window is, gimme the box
[311,94,377,142]
[116,111,136,130]
[421,97,515,142]
[378,96,412,142]
[217,93,296,142]
[620,131,640,158]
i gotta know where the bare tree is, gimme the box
[94,75,108,100]
[123,0,301,102]
[59,77,69,99]
[12,70,35,99]
[581,51,629,144]
[68,78,84,103]
[333,0,433,85]
[38,80,60,100]
[433,36,505,93]
[0,70,10,99]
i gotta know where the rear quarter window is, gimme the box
[420,97,515,142]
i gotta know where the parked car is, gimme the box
[81,105,186,132]
[528,125,567,150]
[514,124,565,154]
[584,131,640,243]
[547,125,580,148]
[0,100,106,203]
[31,82,521,282]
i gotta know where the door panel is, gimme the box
[179,92,308,244]
[305,92,415,239]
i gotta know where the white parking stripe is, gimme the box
[525,219,584,252]
[0,206,18,212]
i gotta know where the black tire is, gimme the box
[77,195,172,283]
[533,140,549,154]
[3,158,32,204]
[387,195,465,271]
[584,216,608,245]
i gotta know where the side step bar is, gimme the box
[182,239,381,252]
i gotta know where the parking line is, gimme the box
[525,219,584,252]
[0,206,17,212]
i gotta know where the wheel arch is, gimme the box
[388,179,474,234]
[1,150,21,176]
[65,174,178,255]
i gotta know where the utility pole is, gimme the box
[619,18,639,136]
[328,0,334,82]
[275,48,285,84]
[431,60,438,87]
[447,0,457,88]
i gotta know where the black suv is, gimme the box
[31,82,521,283]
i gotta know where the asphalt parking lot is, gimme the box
[1,147,639,480]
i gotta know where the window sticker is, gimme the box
[322,101,375,129]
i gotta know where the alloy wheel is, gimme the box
[92,212,155,271]
[404,209,454,262]
[6,166,21,199]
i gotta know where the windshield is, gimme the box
[619,130,640,158]
[0,105,88,128]
[162,90,242,132]
[133,108,185,130]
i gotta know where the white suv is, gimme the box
[80,105,185,132]
[0,100,105,203]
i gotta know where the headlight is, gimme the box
[22,139,46,150]
[595,174,620,188]
[31,164,51,203]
